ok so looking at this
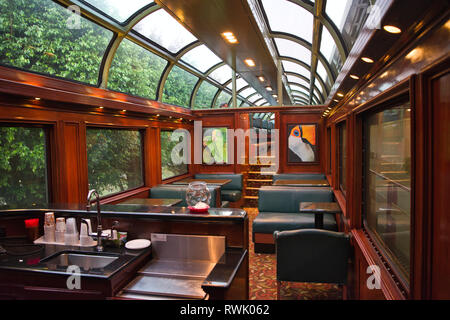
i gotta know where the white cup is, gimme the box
[44,224,56,242]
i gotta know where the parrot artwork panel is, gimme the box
[287,124,318,163]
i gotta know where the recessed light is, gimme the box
[34,97,41,100]
[350,74,360,80]
[266,86,272,91]
[221,31,238,44]
[333,99,339,102]
[258,76,265,82]
[272,94,277,98]
[361,57,374,63]
[99,106,104,109]
[383,25,402,34]
[122,109,126,112]
[244,59,255,67]
[337,93,344,97]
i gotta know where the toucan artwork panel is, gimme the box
[287,124,318,163]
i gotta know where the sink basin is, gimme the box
[42,252,119,271]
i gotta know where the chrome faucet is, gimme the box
[86,189,105,252]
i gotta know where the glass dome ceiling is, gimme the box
[0,0,372,108]
[0,0,259,109]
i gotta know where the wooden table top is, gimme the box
[121,198,183,207]
[299,202,342,214]
[273,179,330,187]
[172,178,232,186]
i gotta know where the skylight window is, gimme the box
[325,0,351,32]
[133,9,197,53]
[239,87,257,98]
[320,26,336,63]
[286,74,310,88]
[181,45,221,73]
[261,0,314,43]
[274,38,311,65]
[282,61,310,79]
[226,78,249,91]
[208,65,232,84]
[82,0,154,23]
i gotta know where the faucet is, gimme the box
[86,189,105,252]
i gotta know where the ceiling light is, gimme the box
[361,57,374,63]
[337,93,344,97]
[221,31,238,44]
[266,86,272,91]
[122,109,126,112]
[383,25,402,34]
[333,99,339,102]
[34,97,41,100]
[258,76,265,82]
[99,106,104,109]
[350,74,360,80]
[244,59,255,67]
[272,94,277,98]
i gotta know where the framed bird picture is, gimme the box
[286,123,319,163]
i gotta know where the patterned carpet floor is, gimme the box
[246,208,342,300]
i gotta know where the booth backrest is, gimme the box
[272,173,327,182]
[150,184,221,207]
[258,186,333,213]
[194,174,243,191]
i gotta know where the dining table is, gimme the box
[299,202,342,229]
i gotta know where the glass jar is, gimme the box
[186,181,211,207]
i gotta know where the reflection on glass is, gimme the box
[0,127,48,206]
[0,0,112,85]
[194,81,218,109]
[338,122,347,191]
[163,66,198,108]
[82,0,154,22]
[214,91,232,108]
[108,39,167,99]
[261,0,314,43]
[161,130,189,180]
[209,65,232,84]
[181,45,221,73]
[87,128,143,197]
[133,9,197,53]
[364,103,411,281]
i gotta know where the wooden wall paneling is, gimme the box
[62,122,84,204]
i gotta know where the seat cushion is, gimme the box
[194,174,243,191]
[258,186,333,213]
[253,212,337,234]
[221,190,242,202]
[272,173,326,182]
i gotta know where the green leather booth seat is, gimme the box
[150,184,222,207]
[253,186,337,238]
[253,212,337,234]
[272,173,327,182]
[194,174,243,202]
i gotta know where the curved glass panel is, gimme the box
[255,99,267,106]
[133,9,197,53]
[248,93,262,103]
[286,74,310,88]
[226,78,249,91]
[320,26,336,63]
[274,38,311,65]
[0,0,112,85]
[82,0,154,23]
[163,65,198,108]
[239,87,257,98]
[282,61,310,79]
[194,81,218,109]
[181,45,221,73]
[241,101,250,107]
[108,39,167,99]
[261,0,314,43]
[325,0,351,32]
[316,60,328,85]
[208,64,232,84]
[290,84,308,94]
[214,91,232,108]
